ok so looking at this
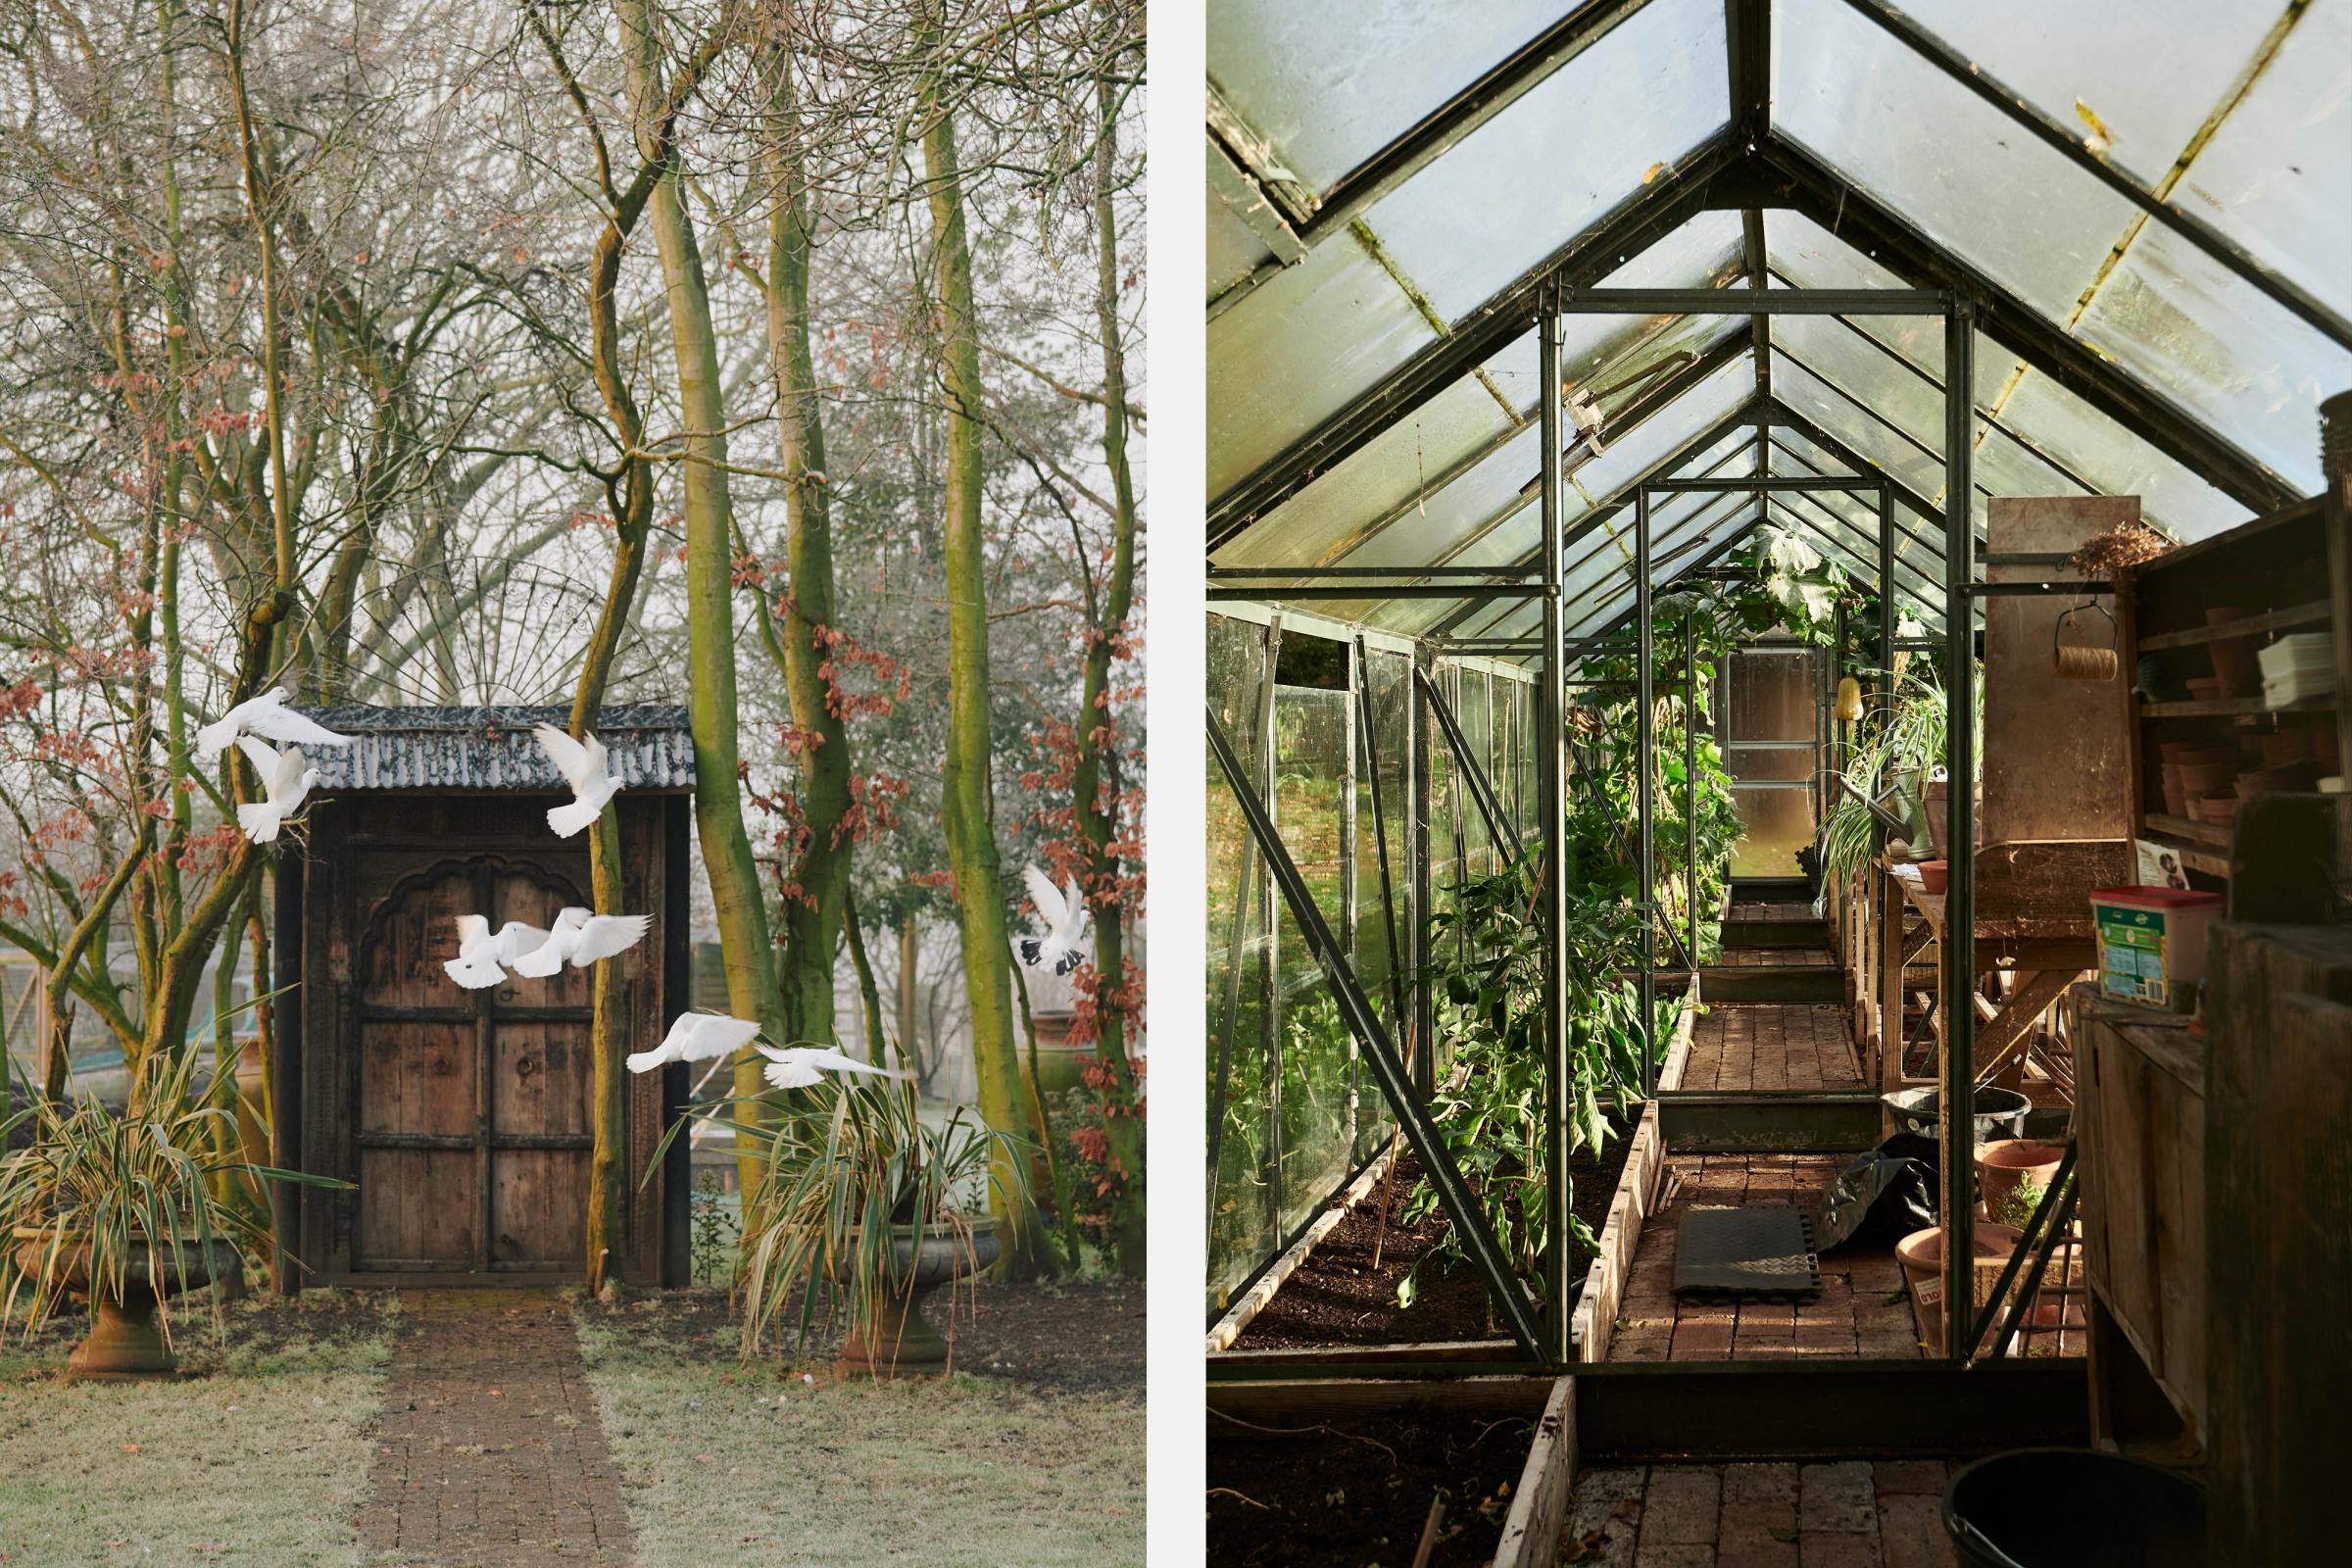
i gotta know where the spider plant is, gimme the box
[657,1074,1029,1358]
[1818,664,1975,884]
[0,1049,340,1349]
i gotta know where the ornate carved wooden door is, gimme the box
[353,858,593,1273]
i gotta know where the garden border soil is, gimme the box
[1206,1379,1571,1568]
[1211,989,1702,1362]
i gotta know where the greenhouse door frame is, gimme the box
[1564,284,1989,1368]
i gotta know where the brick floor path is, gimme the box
[1563,1459,1961,1567]
[1679,1004,1864,1092]
[355,1290,636,1566]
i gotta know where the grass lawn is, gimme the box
[0,1290,396,1567]
[573,1283,1146,1568]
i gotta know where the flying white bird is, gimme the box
[233,738,318,844]
[511,905,652,976]
[194,689,355,766]
[1016,865,1089,976]
[442,915,553,991]
[753,1043,910,1091]
[624,1011,763,1075]
[532,723,620,838]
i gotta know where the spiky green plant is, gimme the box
[654,1073,1028,1358]
[0,1050,341,1348]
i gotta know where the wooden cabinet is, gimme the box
[2070,988,2206,1453]
[2116,497,2345,883]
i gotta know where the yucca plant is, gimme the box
[0,1049,341,1361]
[658,1073,1028,1361]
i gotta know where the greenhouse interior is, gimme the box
[1201,3,2348,1564]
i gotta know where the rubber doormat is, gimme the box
[1672,1205,1824,1302]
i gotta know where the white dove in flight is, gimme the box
[625,1011,763,1074]
[194,689,355,766]
[1016,865,1089,976]
[532,723,620,837]
[233,738,318,844]
[511,906,652,976]
[753,1043,910,1091]
[442,915,553,991]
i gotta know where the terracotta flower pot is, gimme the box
[9,1226,237,1379]
[1895,1223,2023,1356]
[2205,607,2260,696]
[1976,1141,2064,1224]
[1916,859,1948,896]
[837,1222,1001,1376]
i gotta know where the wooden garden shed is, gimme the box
[270,706,694,1290]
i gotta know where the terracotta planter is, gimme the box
[9,1226,237,1379]
[837,1222,1001,1376]
[1916,859,1949,896]
[2205,607,2260,696]
[1895,1223,2023,1356]
[1976,1141,2064,1225]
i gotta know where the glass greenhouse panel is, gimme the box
[1772,355,1945,503]
[1338,420,1546,571]
[2170,2,2352,321]
[2076,216,2349,497]
[1995,372,2253,542]
[1205,614,1275,1310]
[1891,0,2280,190]
[1361,0,1729,323]
[1205,0,1568,198]
[1774,0,2135,321]
[1212,357,1522,570]
[1208,237,1438,500]
[1208,178,1274,301]
[1568,351,1756,502]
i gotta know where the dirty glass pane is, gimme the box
[2076,217,2350,497]
[1457,666,1494,878]
[1209,179,1273,301]
[1731,787,1815,879]
[2171,4,2352,320]
[1208,237,1438,501]
[1206,1,1569,196]
[1270,683,1361,1249]
[1569,351,1756,500]
[1772,355,1945,503]
[1217,370,1524,571]
[1774,0,2136,322]
[1357,649,1414,1042]
[1994,372,2253,543]
[1364,0,1729,322]
[1205,615,1274,1310]
[1341,419,1544,571]
[1892,0,2279,190]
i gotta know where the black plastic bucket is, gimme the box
[1882,1086,2031,1143]
[1942,1448,2204,1567]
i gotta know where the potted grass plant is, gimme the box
[668,1068,1028,1375]
[0,1051,340,1378]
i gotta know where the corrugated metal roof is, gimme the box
[293,705,695,792]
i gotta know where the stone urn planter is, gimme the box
[9,1226,239,1379]
[837,1221,1001,1376]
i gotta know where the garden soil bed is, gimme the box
[1233,1119,1635,1349]
[1207,1407,1537,1568]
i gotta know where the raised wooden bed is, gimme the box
[1206,1373,1576,1568]
[1570,986,1698,1362]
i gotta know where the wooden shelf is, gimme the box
[2138,694,2334,718]
[2135,600,2333,653]
[2143,812,2229,848]
[2138,817,2232,877]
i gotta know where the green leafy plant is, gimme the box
[688,1172,738,1287]
[1817,662,1981,884]
[1398,854,1653,1303]
[1992,1175,2048,1233]
[0,1050,342,1348]
[658,1073,1028,1357]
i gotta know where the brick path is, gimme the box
[1610,1152,1923,1363]
[1679,1004,1864,1092]
[356,1290,636,1566]
[1563,1459,1960,1567]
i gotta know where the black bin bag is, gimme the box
[1813,1133,1938,1252]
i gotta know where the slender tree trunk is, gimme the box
[916,45,1039,1271]
[1072,72,1145,1277]
[758,32,854,1052]
[616,0,789,1197]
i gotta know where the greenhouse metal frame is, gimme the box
[1205,0,2346,1445]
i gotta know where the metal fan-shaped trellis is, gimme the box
[319,555,662,709]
